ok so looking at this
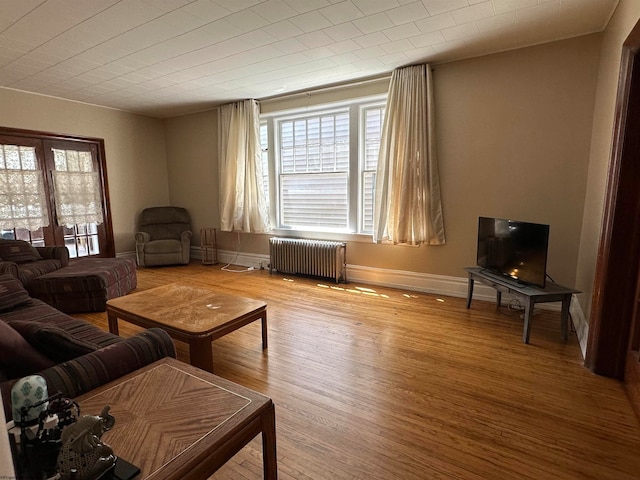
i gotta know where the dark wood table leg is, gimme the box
[189,336,214,373]
[262,311,268,350]
[560,294,571,341]
[523,298,534,344]
[466,276,474,309]
[496,290,502,310]
[107,310,119,335]
[262,403,278,480]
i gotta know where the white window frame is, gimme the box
[261,95,386,242]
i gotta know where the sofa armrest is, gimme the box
[36,246,70,267]
[0,261,18,278]
[135,232,150,244]
[181,230,192,244]
[1,328,176,419]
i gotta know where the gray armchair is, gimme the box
[135,206,192,267]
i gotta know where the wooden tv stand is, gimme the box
[465,267,580,344]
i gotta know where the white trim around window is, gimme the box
[260,95,386,242]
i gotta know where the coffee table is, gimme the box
[107,283,267,372]
[75,358,277,480]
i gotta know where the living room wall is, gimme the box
[0,88,170,252]
[164,34,601,292]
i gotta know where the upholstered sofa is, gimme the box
[0,239,137,313]
[0,274,175,420]
[0,239,69,289]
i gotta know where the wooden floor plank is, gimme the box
[74,263,640,480]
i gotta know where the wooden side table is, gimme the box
[200,228,217,265]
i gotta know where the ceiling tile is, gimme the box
[354,32,390,48]
[289,11,333,32]
[421,0,469,16]
[415,13,456,33]
[441,22,480,41]
[352,13,394,34]
[384,23,421,41]
[409,31,446,48]
[318,1,365,24]
[296,30,334,49]
[493,0,537,15]
[323,22,363,41]
[351,0,400,15]
[251,0,298,22]
[262,19,305,40]
[452,2,495,25]
[283,0,331,14]
[386,1,430,26]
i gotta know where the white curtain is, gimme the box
[219,99,270,233]
[52,171,104,227]
[373,64,445,246]
[0,169,50,230]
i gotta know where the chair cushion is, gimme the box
[0,321,55,378]
[0,274,32,312]
[8,321,99,363]
[0,240,42,263]
[145,239,183,254]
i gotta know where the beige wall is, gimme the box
[576,0,640,322]
[164,110,219,244]
[0,88,170,253]
[164,35,601,287]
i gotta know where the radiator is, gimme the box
[269,237,347,283]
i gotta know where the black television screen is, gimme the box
[476,217,550,288]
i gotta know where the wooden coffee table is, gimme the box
[75,358,277,479]
[107,283,267,372]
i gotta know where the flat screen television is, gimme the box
[476,217,550,288]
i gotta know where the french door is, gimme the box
[0,127,114,258]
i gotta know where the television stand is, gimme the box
[464,267,580,344]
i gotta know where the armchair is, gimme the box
[135,206,192,267]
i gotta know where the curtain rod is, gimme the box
[258,73,392,104]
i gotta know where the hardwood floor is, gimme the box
[76,263,640,480]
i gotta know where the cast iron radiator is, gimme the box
[268,237,347,283]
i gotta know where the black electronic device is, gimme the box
[476,216,550,288]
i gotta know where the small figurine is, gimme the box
[56,406,116,480]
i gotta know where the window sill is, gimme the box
[263,228,374,244]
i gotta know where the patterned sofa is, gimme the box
[0,274,176,420]
[0,240,70,288]
[0,239,137,313]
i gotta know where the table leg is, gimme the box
[189,336,214,373]
[262,311,268,350]
[107,311,119,335]
[262,403,278,480]
[560,295,571,341]
[523,299,534,344]
[466,277,474,309]
[496,290,502,310]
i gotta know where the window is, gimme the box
[262,97,385,236]
[0,128,114,258]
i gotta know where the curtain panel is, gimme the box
[373,64,445,246]
[51,171,104,227]
[0,169,50,231]
[218,99,270,233]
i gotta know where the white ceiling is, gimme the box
[0,0,618,118]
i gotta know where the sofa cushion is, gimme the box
[0,274,31,312]
[17,259,63,288]
[0,321,55,378]
[0,240,41,263]
[8,320,99,363]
